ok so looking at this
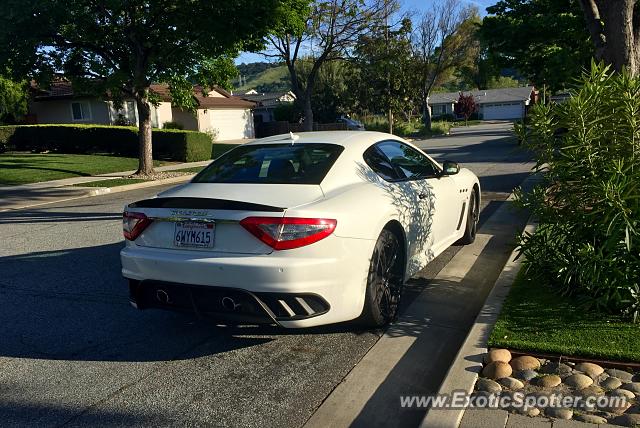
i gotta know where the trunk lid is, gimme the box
[127,183,324,255]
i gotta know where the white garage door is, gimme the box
[209,109,254,141]
[482,103,523,120]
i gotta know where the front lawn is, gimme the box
[488,271,640,363]
[0,153,168,185]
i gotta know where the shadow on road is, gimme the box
[0,242,277,362]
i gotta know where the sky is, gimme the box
[235,0,497,64]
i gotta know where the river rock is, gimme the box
[540,362,573,377]
[601,377,623,390]
[610,388,636,399]
[483,361,512,380]
[476,378,502,394]
[537,375,562,388]
[575,362,605,378]
[486,349,512,364]
[514,406,540,417]
[510,356,541,371]
[578,385,605,396]
[499,377,524,390]
[622,382,640,394]
[610,413,640,427]
[546,407,573,419]
[514,369,538,382]
[574,414,608,424]
[565,373,593,389]
[606,369,634,383]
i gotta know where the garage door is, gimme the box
[209,109,255,140]
[482,103,523,120]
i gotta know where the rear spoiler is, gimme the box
[127,197,285,212]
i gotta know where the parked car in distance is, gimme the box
[120,131,480,328]
[337,116,365,131]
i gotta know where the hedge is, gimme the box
[0,124,213,162]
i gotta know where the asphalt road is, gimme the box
[0,122,533,427]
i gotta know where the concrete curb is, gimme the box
[419,219,538,428]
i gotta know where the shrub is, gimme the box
[163,121,184,130]
[516,63,640,321]
[0,124,212,162]
[211,143,240,159]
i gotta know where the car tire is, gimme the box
[458,189,479,245]
[358,229,404,328]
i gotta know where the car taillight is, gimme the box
[240,217,337,250]
[123,211,152,241]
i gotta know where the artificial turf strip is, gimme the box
[488,272,640,363]
[73,178,148,187]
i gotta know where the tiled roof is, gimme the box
[233,92,295,108]
[32,81,254,109]
[429,86,535,105]
[195,94,254,109]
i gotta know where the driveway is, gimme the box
[0,122,533,427]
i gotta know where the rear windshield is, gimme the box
[192,143,344,185]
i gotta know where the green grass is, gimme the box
[359,116,451,138]
[453,120,482,127]
[171,166,206,174]
[489,271,640,362]
[0,153,168,185]
[74,178,148,187]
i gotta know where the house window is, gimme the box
[71,102,91,121]
[125,100,137,124]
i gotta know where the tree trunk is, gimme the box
[302,95,313,132]
[387,109,393,134]
[579,0,640,75]
[135,93,154,175]
[422,101,432,131]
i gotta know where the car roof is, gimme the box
[245,131,405,154]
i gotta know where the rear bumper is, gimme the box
[129,279,330,325]
[120,235,375,328]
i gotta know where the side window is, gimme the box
[376,141,439,180]
[363,145,402,181]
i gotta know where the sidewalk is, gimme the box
[0,160,211,212]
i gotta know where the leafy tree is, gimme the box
[0,0,305,174]
[578,0,640,75]
[454,92,476,124]
[486,76,522,89]
[307,60,356,123]
[352,17,414,132]
[480,0,592,91]
[0,75,27,124]
[412,0,476,130]
[267,0,388,131]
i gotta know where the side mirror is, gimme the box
[441,160,460,176]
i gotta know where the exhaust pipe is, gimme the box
[221,296,241,311]
[156,289,171,304]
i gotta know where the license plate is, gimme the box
[174,221,215,248]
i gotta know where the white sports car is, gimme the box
[120,131,480,328]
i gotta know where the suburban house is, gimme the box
[428,86,536,120]
[233,91,296,123]
[28,81,256,140]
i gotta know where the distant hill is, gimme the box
[235,62,291,93]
